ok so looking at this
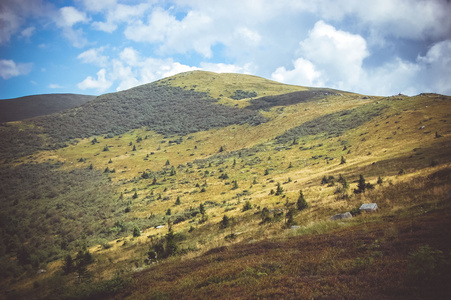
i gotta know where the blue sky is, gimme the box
[1,0,450,99]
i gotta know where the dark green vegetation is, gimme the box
[275,101,388,144]
[0,163,116,278]
[0,84,265,161]
[33,84,265,142]
[0,94,96,123]
[247,89,340,111]
[0,71,450,299]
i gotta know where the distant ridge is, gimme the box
[0,93,96,123]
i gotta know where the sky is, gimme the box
[1,0,451,99]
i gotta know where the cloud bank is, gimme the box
[1,0,450,97]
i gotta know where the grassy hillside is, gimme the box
[0,94,96,123]
[0,72,450,299]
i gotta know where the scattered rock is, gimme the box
[360,203,378,212]
[330,212,352,221]
[291,225,300,229]
[37,269,46,274]
[155,225,165,229]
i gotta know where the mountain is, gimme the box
[0,93,96,123]
[1,71,450,299]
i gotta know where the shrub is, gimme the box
[275,182,284,196]
[296,190,308,211]
[133,226,141,237]
[219,215,231,229]
[407,245,450,285]
[242,201,253,212]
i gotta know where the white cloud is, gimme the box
[0,59,32,79]
[49,83,63,89]
[199,62,251,74]
[271,58,323,87]
[125,7,217,57]
[20,26,35,39]
[92,3,151,33]
[55,6,89,48]
[300,20,368,88]
[78,47,109,67]
[234,27,261,46]
[57,6,88,27]
[119,47,140,67]
[112,48,200,90]
[80,0,116,13]
[272,21,368,90]
[416,39,451,95]
[61,27,89,48]
[77,69,112,92]
[0,0,52,45]
[305,0,451,42]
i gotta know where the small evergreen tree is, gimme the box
[355,175,366,194]
[166,208,172,215]
[108,158,113,163]
[165,160,170,166]
[103,145,109,151]
[63,254,74,274]
[296,190,308,211]
[199,203,206,215]
[164,221,177,257]
[175,196,181,205]
[340,156,346,164]
[133,226,141,237]
[220,215,230,229]
[132,145,136,151]
[74,247,93,282]
[338,174,349,190]
[354,175,374,194]
[219,146,224,152]
[91,138,98,145]
[285,208,297,228]
[104,167,110,173]
[264,168,270,176]
[377,176,383,185]
[261,207,271,223]
[242,201,252,211]
[170,166,176,176]
[88,164,93,170]
[275,182,284,196]
[232,180,239,190]
[133,191,138,199]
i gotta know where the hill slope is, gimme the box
[0,94,96,123]
[1,72,450,299]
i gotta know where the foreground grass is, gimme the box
[8,166,451,299]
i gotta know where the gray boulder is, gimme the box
[359,203,378,212]
[330,212,352,221]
